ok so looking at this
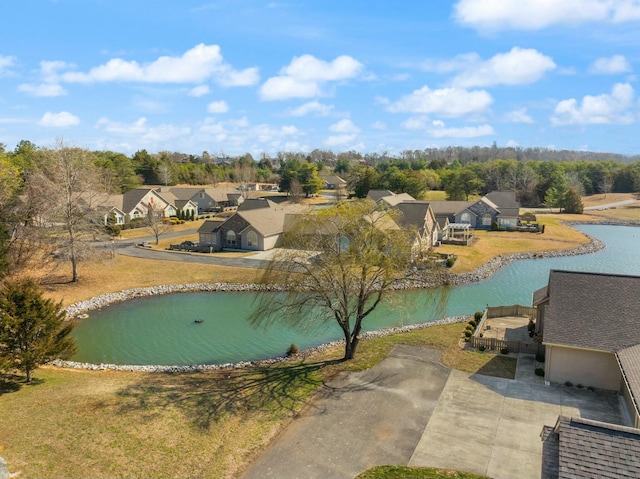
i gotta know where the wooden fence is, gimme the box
[469,305,544,356]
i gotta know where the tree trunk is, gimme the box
[26,368,32,383]
[344,335,359,360]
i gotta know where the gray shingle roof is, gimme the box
[541,415,640,479]
[366,189,394,202]
[428,200,474,216]
[543,270,640,352]
[396,201,432,230]
[485,190,521,216]
[617,344,640,421]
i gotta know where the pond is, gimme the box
[71,224,640,366]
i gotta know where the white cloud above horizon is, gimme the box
[387,85,493,116]
[207,100,229,114]
[454,0,640,31]
[588,55,631,74]
[38,111,80,127]
[56,44,259,87]
[260,54,364,101]
[551,83,636,125]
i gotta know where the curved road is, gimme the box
[109,230,271,269]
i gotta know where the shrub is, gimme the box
[491,221,500,231]
[478,345,486,351]
[535,368,544,377]
[468,320,477,328]
[500,347,509,355]
[564,381,573,388]
[445,256,456,268]
[535,352,545,363]
[576,384,584,389]
[286,343,299,357]
[474,311,483,321]
[464,330,473,338]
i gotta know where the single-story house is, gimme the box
[395,201,439,248]
[159,186,244,213]
[120,188,177,222]
[198,198,305,251]
[429,190,521,231]
[366,189,416,207]
[534,269,640,428]
[540,415,640,479]
[323,175,347,190]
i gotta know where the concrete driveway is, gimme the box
[241,348,625,479]
[241,345,450,479]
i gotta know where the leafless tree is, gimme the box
[250,200,446,360]
[26,140,108,282]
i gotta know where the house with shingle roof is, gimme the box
[198,198,305,251]
[395,201,439,247]
[540,415,640,479]
[120,188,176,222]
[159,186,243,213]
[534,270,640,428]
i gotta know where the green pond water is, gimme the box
[71,224,640,365]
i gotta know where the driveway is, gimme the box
[241,348,625,479]
[241,345,450,479]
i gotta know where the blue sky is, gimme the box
[2,0,640,157]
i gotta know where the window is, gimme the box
[226,230,236,246]
[482,214,492,226]
[247,231,258,247]
[460,212,470,223]
[337,235,350,252]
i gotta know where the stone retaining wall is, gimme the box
[50,315,470,373]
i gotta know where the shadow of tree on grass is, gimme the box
[116,359,341,431]
[0,373,45,396]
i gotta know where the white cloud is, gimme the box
[260,54,364,101]
[324,134,357,146]
[371,121,386,130]
[449,47,556,88]
[59,44,258,86]
[401,116,430,130]
[287,100,335,117]
[0,55,16,76]
[38,111,80,127]
[329,119,360,134]
[18,83,67,97]
[453,0,640,31]
[96,117,191,143]
[189,85,211,97]
[589,55,631,74]
[551,82,636,125]
[207,100,229,113]
[427,121,496,138]
[388,85,493,117]
[504,108,535,124]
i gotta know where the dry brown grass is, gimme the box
[438,215,591,274]
[39,255,259,306]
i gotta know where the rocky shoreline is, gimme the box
[56,222,634,372]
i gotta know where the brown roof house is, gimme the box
[197,198,305,251]
[395,201,439,249]
[534,270,640,428]
[120,188,177,222]
[366,189,415,207]
[160,186,243,213]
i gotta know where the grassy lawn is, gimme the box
[356,465,489,479]
[0,322,513,479]
[438,214,591,274]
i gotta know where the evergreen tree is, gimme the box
[564,188,584,214]
[0,278,76,382]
